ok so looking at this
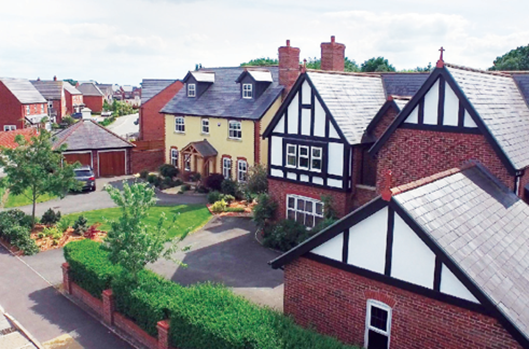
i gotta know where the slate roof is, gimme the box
[30,80,63,100]
[394,165,529,342]
[141,79,178,104]
[63,82,81,95]
[0,78,46,104]
[95,84,113,96]
[447,64,529,170]
[52,119,133,151]
[381,73,429,97]
[185,139,217,157]
[0,128,38,149]
[161,67,283,120]
[77,83,104,97]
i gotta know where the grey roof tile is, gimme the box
[77,83,104,97]
[141,79,178,104]
[395,166,529,340]
[30,80,63,99]
[381,73,429,97]
[0,78,46,104]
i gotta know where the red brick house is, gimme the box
[31,79,84,122]
[77,83,104,113]
[270,164,529,349]
[369,60,529,203]
[63,83,84,115]
[0,78,48,131]
[139,79,183,141]
[53,119,134,177]
[262,37,428,223]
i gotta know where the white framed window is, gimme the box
[170,148,179,167]
[3,125,16,131]
[237,160,247,182]
[228,120,242,139]
[242,84,253,99]
[286,144,297,167]
[311,147,322,171]
[365,300,391,349]
[298,145,309,169]
[184,154,191,171]
[174,116,185,133]
[26,105,30,115]
[187,84,196,97]
[286,195,324,228]
[202,118,209,134]
[223,158,232,179]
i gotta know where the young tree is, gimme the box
[0,131,79,226]
[103,182,188,279]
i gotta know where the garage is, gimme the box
[98,151,126,177]
[53,119,134,177]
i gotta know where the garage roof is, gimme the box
[53,120,134,151]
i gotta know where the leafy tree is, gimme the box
[244,164,268,195]
[240,57,278,67]
[103,99,111,112]
[399,62,432,73]
[240,57,360,72]
[361,57,396,72]
[103,182,188,280]
[63,79,78,87]
[252,193,277,230]
[0,131,79,226]
[61,115,76,127]
[490,45,529,71]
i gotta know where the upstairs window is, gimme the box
[202,118,209,134]
[286,144,297,167]
[242,84,253,99]
[286,143,323,172]
[3,125,16,131]
[365,300,391,349]
[174,116,185,133]
[187,84,196,97]
[170,148,179,167]
[228,120,242,139]
[237,160,248,182]
[223,158,232,179]
[360,148,377,187]
[298,146,309,170]
[311,147,322,171]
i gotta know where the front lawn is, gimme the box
[64,205,211,238]
[4,189,56,208]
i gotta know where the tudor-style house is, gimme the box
[263,36,428,224]
[0,77,48,131]
[369,58,529,203]
[270,164,529,349]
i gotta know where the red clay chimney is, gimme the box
[321,36,345,71]
[278,39,301,96]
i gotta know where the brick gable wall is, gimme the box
[0,82,25,130]
[375,128,514,193]
[284,257,523,349]
[140,81,183,141]
[83,96,104,113]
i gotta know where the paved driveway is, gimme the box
[106,113,138,138]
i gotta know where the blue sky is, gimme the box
[1,0,528,85]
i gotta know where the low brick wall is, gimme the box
[62,263,175,349]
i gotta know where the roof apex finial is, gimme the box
[437,46,446,68]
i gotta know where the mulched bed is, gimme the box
[206,200,255,218]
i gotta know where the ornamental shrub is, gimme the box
[159,164,179,179]
[252,194,277,229]
[221,179,239,197]
[225,207,245,213]
[147,174,161,187]
[41,208,61,225]
[207,191,222,204]
[221,194,235,204]
[73,215,88,235]
[139,170,149,179]
[263,219,307,252]
[204,174,224,191]
[0,209,33,231]
[0,210,38,255]
[210,200,227,213]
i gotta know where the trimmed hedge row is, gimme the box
[64,240,359,349]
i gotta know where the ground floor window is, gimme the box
[223,158,232,179]
[237,160,247,182]
[170,148,179,167]
[365,300,391,349]
[286,195,324,228]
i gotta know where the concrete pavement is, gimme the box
[0,245,131,348]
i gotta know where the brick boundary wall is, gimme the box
[62,263,177,349]
[132,148,165,173]
[284,257,523,349]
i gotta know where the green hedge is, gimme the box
[63,240,359,349]
[63,239,121,298]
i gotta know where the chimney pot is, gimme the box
[321,36,345,71]
[331,35,335,43]
[278,40,301,96]
[286,39,290,47]
[53,75,57,81]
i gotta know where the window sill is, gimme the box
[174,131,185,135]
[356,184,376,191]
[201,133,210,136]
[227,138,242,141]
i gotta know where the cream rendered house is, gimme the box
[161,67,283,182]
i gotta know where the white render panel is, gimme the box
[391,214,436,289]
[440,264,479,303]
[301,109,311,136]
[287,94,299,134]
[329,122,340,139]
[287,172,296,180]
[270,169,283,177]
[312,233,343,262]
[313,177,324,185]
[423,79,440,125]
[327,142,343,176]
[273,114,284,133]
[404,105,419,124]
[444,81,459,126]
[270,136,283,166]
[302,80,311,104]
[314,99,326,137]
[464,110,477,128]
[327,178,342,188]
[347,207,388,274]
[300,174,309,182]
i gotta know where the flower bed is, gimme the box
[206,200,254,217]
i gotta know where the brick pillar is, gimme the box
[61,263,71,294]
[157,320,170,349]
[102,289,115,326]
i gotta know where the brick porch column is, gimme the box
[61,263,71,294]
[102,289,115,326]
[157,320,170,349]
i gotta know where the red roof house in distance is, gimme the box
[0,78,48,131]
[139,79,183,141]
[77,83,105,113]
[31,78,84,123]
[0,128,38,149]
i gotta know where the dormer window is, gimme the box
[242,84,253,99]
[188,84,196,97]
